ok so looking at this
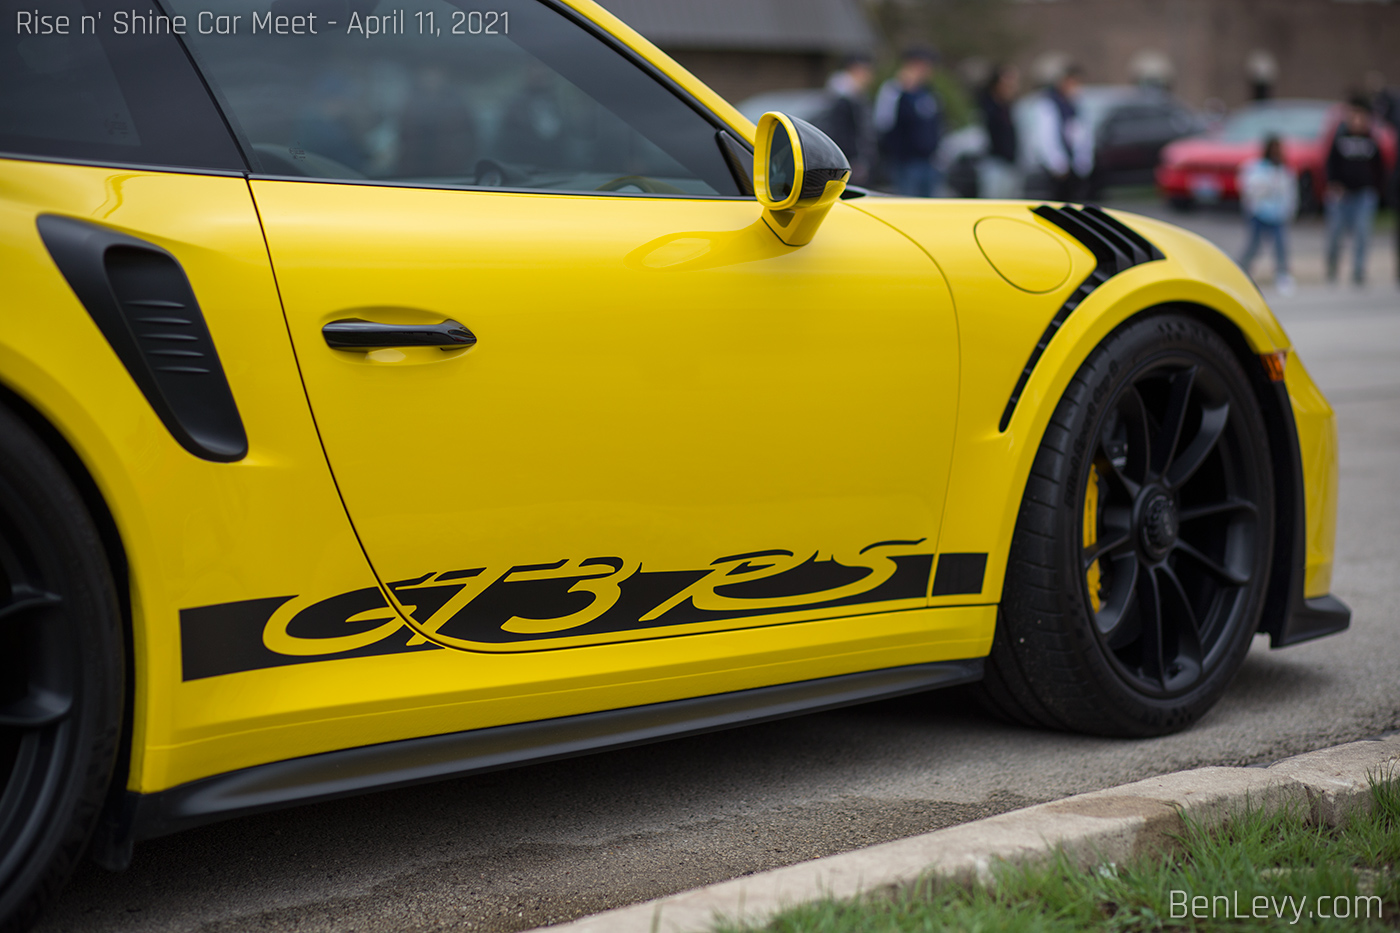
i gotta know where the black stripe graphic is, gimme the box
[931,553,988,597]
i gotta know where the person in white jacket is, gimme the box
[1028,65,1094,202]
[1237,135,1297,294]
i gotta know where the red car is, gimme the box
[1157,99,1397,212]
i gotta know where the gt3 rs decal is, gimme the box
[180,541,987,680]
[180,591,441,681]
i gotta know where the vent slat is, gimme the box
[1001,205,1166,432]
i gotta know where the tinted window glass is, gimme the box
[171,0,740,195]
[1220,105,1330,142]
[0,0,244,169]
[1102,106,1171,145]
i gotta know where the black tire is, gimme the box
[1167,196,1195,212]
[978,313,1274,737]
[0,405,123,933]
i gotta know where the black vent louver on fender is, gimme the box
[998,205,1166,433]
[37,214,248,462]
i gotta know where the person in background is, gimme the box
[1029,64,1093,203]
[1237,135,1297,296]
[816,54,876,186]
[1365,71,1400,286]
[296,74,370,174]
[977,64,1021,198]
[874,47,943,197]
[1324,95,1386,286]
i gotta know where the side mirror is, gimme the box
[753,112,850,246]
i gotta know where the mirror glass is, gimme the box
[767,122,795,202]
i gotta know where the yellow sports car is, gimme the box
[0,0,1347,926]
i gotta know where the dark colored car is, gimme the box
[1090,88,1207,189]
[1156,99,1398,212]
[1014,86,1204,199]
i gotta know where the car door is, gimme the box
[178,0,962,654]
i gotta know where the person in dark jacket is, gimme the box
[874,47,943,197]
[1324,95,1387,285]
[816,55,876,186]
[977,64,1021,198]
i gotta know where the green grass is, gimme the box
[716,772,1400,932]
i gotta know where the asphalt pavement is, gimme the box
[38,204,1400,933]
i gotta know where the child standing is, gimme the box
[1237,135,1297,294]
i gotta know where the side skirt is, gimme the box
[97,659,983,866]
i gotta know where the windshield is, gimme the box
[1219,104,1330,142]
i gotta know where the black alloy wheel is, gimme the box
[978,313,1274,736]
[0,404,122,933]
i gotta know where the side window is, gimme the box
[1103,107,1163,146]
[0,0,244,169]
[171,0,742,196]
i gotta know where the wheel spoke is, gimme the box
[1136,562,1167,688]
[0,589,70,730]
[1158,564,1203,662]
[1097,555,1141,649]
[1165,401,1229,490]
[1153,366,1197,478]
[0,690,71,729]
[0,590,62,628]
[1174,539,1250,586]
[1082,529,1132,571]
[1122,387,1153,491]
[1180,498,1258,523]
[1098,454,1140,500]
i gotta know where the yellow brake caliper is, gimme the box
[1084,464,1102,612]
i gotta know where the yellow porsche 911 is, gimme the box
[0,0,1348,926]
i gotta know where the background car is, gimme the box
[1013,84,1205,198]
[1156,99,1399,211]
[944,85,1202,199]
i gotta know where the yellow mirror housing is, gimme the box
[753,112,851,246]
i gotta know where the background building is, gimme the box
[598,0,875,102]
[603,0,1399,110]
[1007,0,1400,106]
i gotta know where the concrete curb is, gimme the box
[532,735,1400,933]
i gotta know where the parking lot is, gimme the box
[38,204,1400,933]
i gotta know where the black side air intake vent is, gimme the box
[37,214,248,462]
[998,205,1165,432]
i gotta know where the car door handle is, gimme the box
[322,318,477,350]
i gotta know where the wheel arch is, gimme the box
[0,378,137,867]
[945,265,1284,604]
[982,289,1326,649]
[1141,300,1301,646]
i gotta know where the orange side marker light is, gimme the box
[1261,350,1287,382]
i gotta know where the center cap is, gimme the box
[1141,493,1179,557]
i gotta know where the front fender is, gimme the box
[848,199,1323,614]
